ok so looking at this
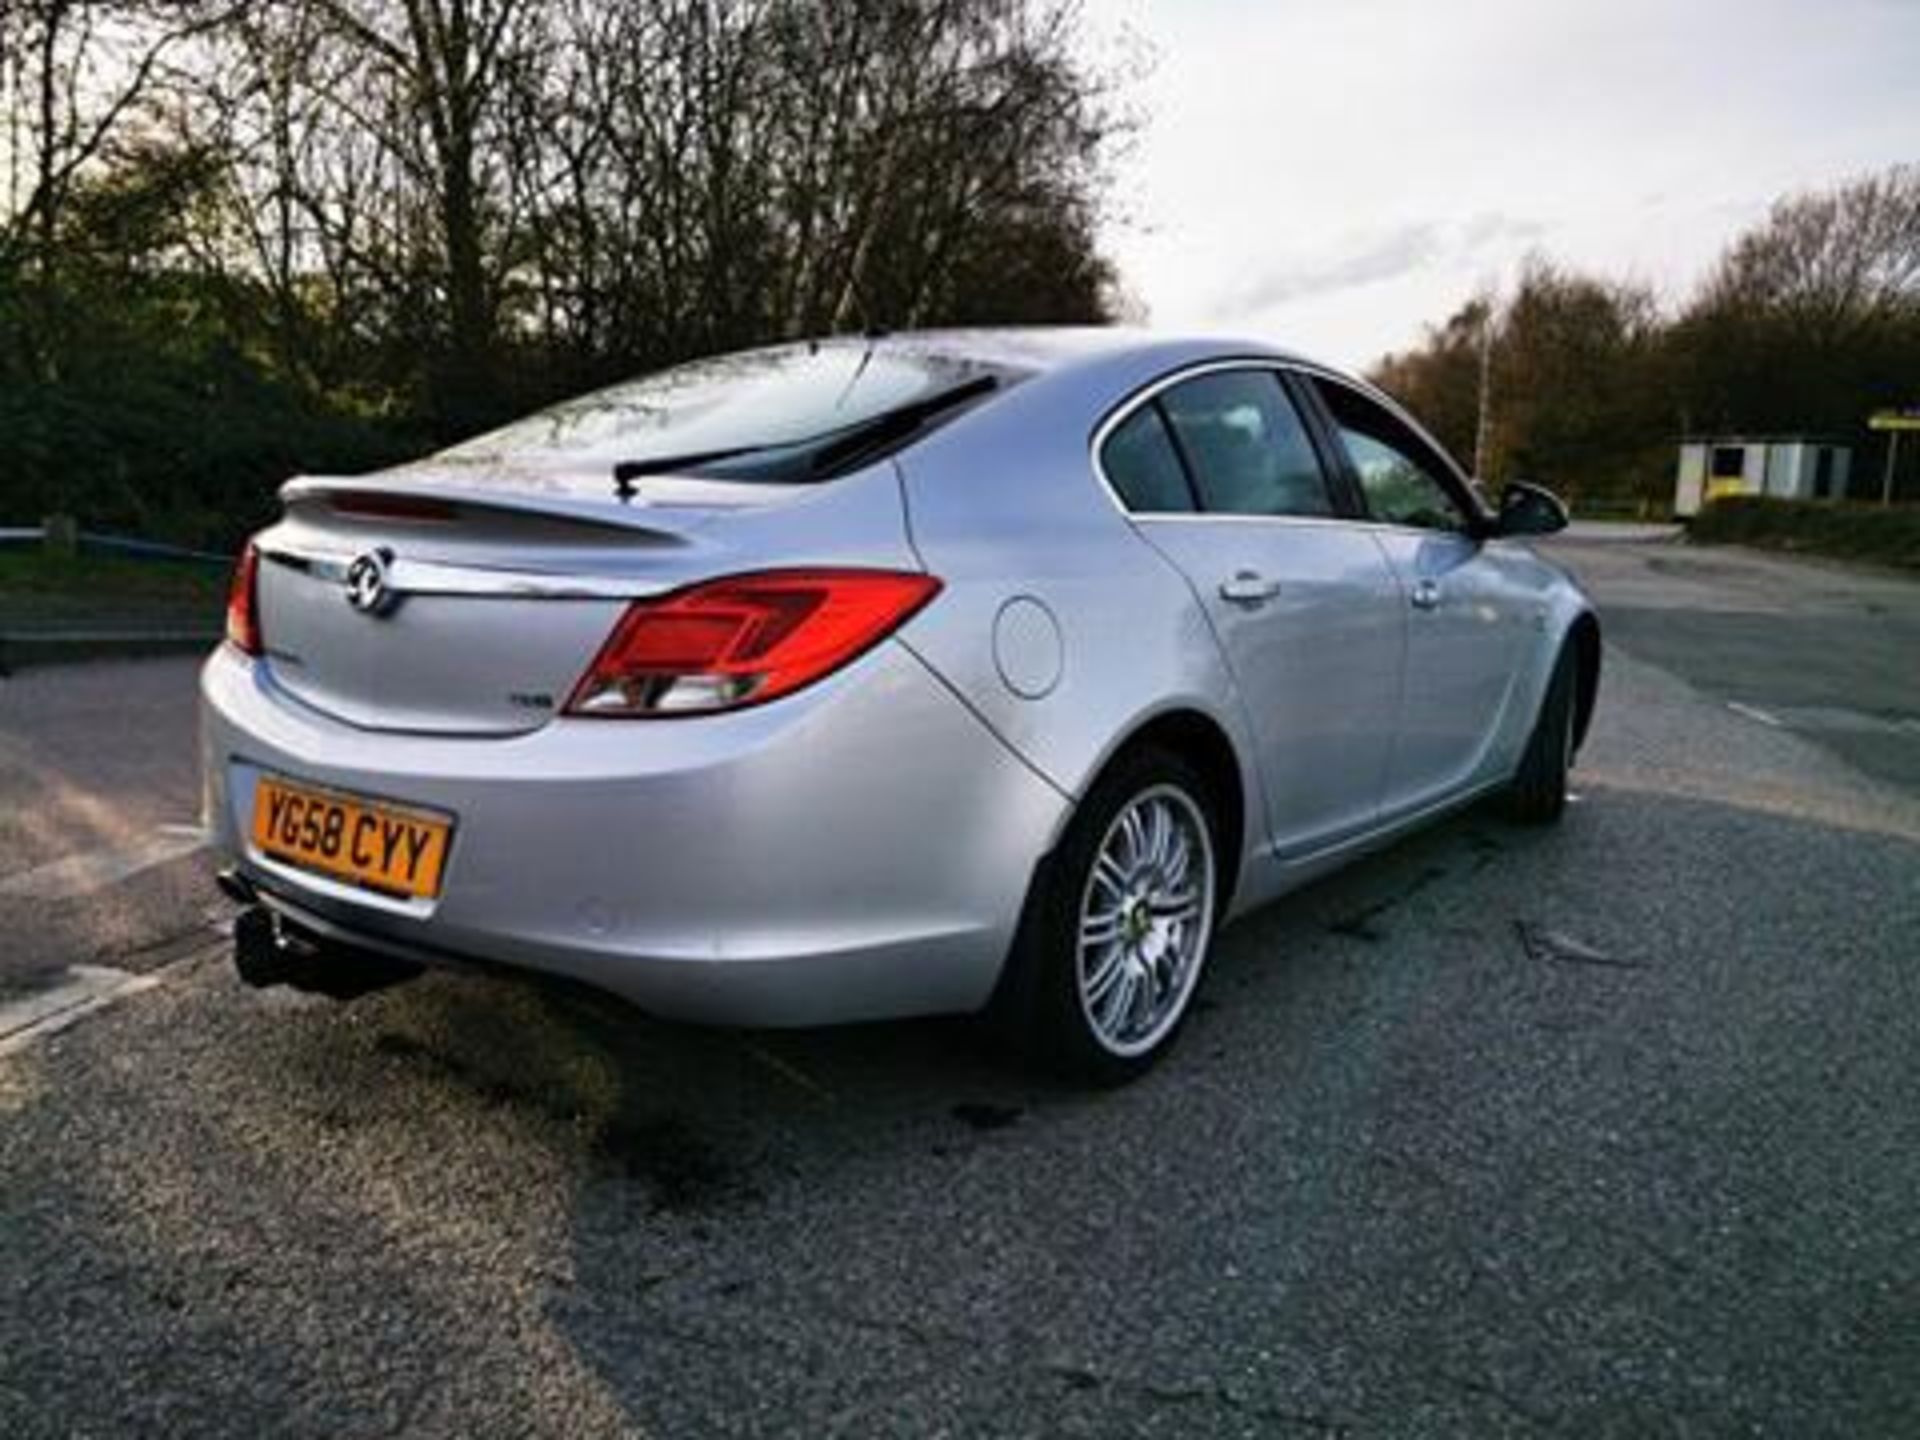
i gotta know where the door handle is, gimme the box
[1410,579,1442,610]
[1219,571,1282,606]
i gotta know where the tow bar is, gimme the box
[231,897,422,1001]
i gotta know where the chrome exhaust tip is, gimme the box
[215,867,257,906]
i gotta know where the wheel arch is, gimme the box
[1063,705,1252,916]
[988,701,1253,1050]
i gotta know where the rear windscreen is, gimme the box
[433,341,1018,482]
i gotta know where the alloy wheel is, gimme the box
[1075,783,1216,1057]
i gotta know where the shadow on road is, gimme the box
[4,783,1918,1436]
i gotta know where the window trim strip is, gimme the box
[1088,355,1495,535]
[1090,359,1347,524]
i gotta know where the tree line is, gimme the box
[1371,165,1920,512]
[1,0,1125,546]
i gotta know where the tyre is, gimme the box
[1505,642,1578,824]
[995,746,1221,1085]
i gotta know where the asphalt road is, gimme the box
[1545,528,1920,794]
[2,533,1917,1437]
[0,657,220,991]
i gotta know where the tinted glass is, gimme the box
[1316,380,1469,532]
[1159,371,1332,518]
[1101,405,1195,513]
[430,341,1010,482]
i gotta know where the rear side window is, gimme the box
[1100,405,1195,513]
[1158,371,1334,518]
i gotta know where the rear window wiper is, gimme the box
[807,375,999,479]
[613,446,770,498]
[608,374,1000,496]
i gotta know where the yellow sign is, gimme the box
[1868,411,1920,432]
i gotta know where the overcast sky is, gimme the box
[1082,0,1920,371]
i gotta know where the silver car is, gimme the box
[202,329,1599,1081]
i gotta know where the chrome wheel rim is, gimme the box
[1076,783,1216,1058]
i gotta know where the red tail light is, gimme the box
[225,541,263,656]
[567,569,941,717]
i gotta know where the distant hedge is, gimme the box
[1689,496,1920,571]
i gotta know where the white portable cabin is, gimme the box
[1674,437,1852,517]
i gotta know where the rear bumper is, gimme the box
[199,641,1068,1026]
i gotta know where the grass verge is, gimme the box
[0,548,228,603]
[1689,497,1920,572]
[0,548,228,637]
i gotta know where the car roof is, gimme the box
[825,326,1323,381]
[873,326,1479,492]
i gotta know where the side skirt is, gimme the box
[1224,773,1510,922]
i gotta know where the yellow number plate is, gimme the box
[251,776,453,899]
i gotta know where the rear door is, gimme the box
[1102,365,1404,858]
[1302,374,1532,815]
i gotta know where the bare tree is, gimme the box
[1,0,231,376]
[1676,164,1920,444]
[251,0,541,428]
[2,2,228,259]
[1699,164,1920,337]
[3,0,1129,544]
[1373,259,1667,505]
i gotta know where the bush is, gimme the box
[1689,496,1920,570]
[0,285,428,553]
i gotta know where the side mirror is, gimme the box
[1495,481,1569,537]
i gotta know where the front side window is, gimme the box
[1157,370,1334,519]
[1314,379,1470,533]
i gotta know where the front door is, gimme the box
[1304,375,1532,815]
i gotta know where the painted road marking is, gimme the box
[1726,701,1783,729]
[0,965,161,1057]
[0,828,207,902]
[1759,705,1920,738]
